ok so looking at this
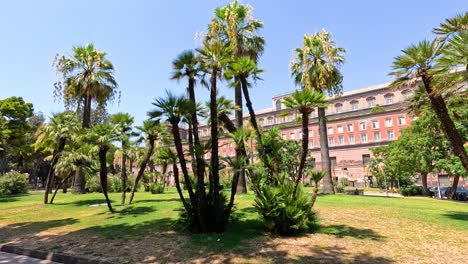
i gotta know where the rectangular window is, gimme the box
[351,101,358,111]
[385,118,393,127]
[349,135,355,144]
[372,120,380,129]
[328,137,335,145]
[361,133,368,143]
[338,135,344,145]
[328,127,334,135]
[308,140,314,148]
[337,126,344,133]
[374,132,380,141]
[309,131,313,137]
[398,116,406,125]
[290,132,295,140]
[359,122,366,131]
[347,124,354,132]
[387,130,394,140]
[362,154,370,166]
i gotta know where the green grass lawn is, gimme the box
[1,189,467,263]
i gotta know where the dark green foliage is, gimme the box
[150,183,165,194]
[254,182,318,235]
[108,174,137,193]
[85,174,102,193]
[0,171,29,195]
[336,186,345,193]
[400,185,423,196]
[370,104,385,114]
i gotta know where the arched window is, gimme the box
[267,116,274,125]
[384,93,394,105]
[401,89,411,100]
[275,100,282,111]
[335,103,343,113]
[366,97,375,108]
[259,118,264,126]
[350,100,359,111]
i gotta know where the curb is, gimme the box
[1,244,112,264]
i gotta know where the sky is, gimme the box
[0,0,466,125]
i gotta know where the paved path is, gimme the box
[0,251,59,264]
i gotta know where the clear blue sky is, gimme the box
[0,0,466,125]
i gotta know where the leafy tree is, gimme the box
[283,89,327,197]
[290,31,346,194]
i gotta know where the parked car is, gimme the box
[454,187,468,201]
[428,186,449,198]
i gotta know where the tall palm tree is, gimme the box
[212,1,264,193]
[35,111,80,204]
[85,124,118,212]
[390,39,468,174]
[110,113,136,205]
[170,50,208,202]
[283,89,327,198]
[54,44,118,129]
[128,120,167,204]
[290,31,345,194]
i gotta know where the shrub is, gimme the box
[254,182,318,235]
[0,171,29,195]
[107,173,139,193]
[150,182,165,194]
[336,185,345,193]
[85,174,102,193]
[340,177,349,187]
[400,185,423,196]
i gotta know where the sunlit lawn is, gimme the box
[1,188,467,263]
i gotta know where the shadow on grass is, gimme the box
[0,218,79,242]
[55,198,116,207]
[132,198,181,204]
[0,194,30,203]
[116,206,156,217]
[443,211,468,221]
[319,224,386,241]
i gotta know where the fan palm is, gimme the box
[36,111,80,204]
[128,120,168,204]
[54,43,118,129]
[283,89,327,198]
[309,170,326,207]
[390,39,468,173]
[109,113,136,205]
[290,31,345,194]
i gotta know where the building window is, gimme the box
[282,134,286,140]
[398,116,406,125]
[349,135,355,144]
[290,132,296,140]
[299,131,303,139]
[385,118,393,127]
[387,130,394,140]
[372,120,380,129]
[347,124,354,132]
[328,137,335,145]
[338,135,344,145]
[384,93,394,105]
[309,131,313,137]
[361,133,368,143]
[359,122,366,131]
[367,97,375,108]
[362,154,371,166]
[328,127,334,135]
[330,157,337,167]
[275,100,282,111]
[350,100,359,111]
[401,89,411,100]
[374,132,381,141]
[267,117,274,125]
[335,103,343,113]
[309,140,314,148]
[259,118,264,126]
[337,125,344,133]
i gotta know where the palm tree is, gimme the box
[35,111,80,204]
[390,39,468,174]
[54,44,118,129]
[290,31,345,194]
[170,50,208,203]
[128,120,167,204]
[212,1,264,193]
[309,170,326,207]
[110,113,136,205]
[283,89,327,198]
[86,123,118,212]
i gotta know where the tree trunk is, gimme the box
[187,122,196,176]
[98,146,113,212]
[129,138,155,204]
[50,173,73,204]
[421,172,429,196]
[311,185,319,208]
[292,111,309,198]
[421,74,468,172]
[318,107,334,194]
[172,163,191,215]
[44,138,66,204]
[82,94,92,129]
[447,175,460,200]
[71,166,86,194]
[235,80,247,194]
[121,141,127,205]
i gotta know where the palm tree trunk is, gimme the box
[44,138,66,204]
[121,141,127,205]
[129,138,155,204]
[318,107,334,194]
[50,173,73,204]
[421,74,468,173]
[240,78,273,174]
[292,111,309,198]
[311,185,319,208]
[71,166,86,194]
[210,69,221,229]
[82,94,92,128]
[187,123,196,175]
[447,175,460,200]
[172,163,191,214]
[235,80,247,194]
[98,146,113,212]
[421,172,429,196]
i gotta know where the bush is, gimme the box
[107,173,138,193]
[400,185,423,196]
[0,171,29,195]
[85,174,102,193]
[340,177,349,187]
[150,182,165,194]
[254,182,318,235]
[336,185,345,193]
